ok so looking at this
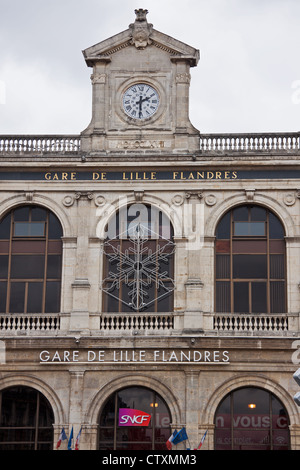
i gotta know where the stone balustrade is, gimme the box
[0,132,299,155]
[199,132,300,153]
[0,135,81,154]
[0,312,298,336]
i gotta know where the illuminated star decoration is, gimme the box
[102,223,175,311]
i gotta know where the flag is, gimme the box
[166,429,177,450]
[68,426,74,450]
[172,427,188,446]
[56,427,67,449]
[195,430,207,450]
[75,427,82,450]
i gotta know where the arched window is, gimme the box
[214,387,290,450]
[102,204,175,313]
[98,386,172,450]
[0,386,54,450]
[0,205,63,314]
[215,205,286,314]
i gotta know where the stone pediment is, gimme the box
[82,9,199,67]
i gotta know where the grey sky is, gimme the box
[0,0,299,134]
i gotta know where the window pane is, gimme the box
[0,255,8,278]
[45,282,60,313]
[232,240,267,254]
[216,212,230,239]
[14,222,45,237]
[216,240,230,253]
[27,282,43,313]
[234,222,265,236]
[216,254,230,279]
[0,282,7,312]
[38,394,54,427]
[233,206,248,221]
[156,283,173,312]
[0,214,11,239]
[48,213,63,239]
[11,255,45,279]
[216,281,230,312]
[250,206,266,221]
[103,283,120,313]
[233,255,267,279]
[234,282,249,313]
[11,240,46,254]
[31,207,47,221]
[13,207,30,221]
[270,255,285,279]
[251,282,267,313]
[234,222,249,236]
[0,387,37,427]
[269,240,285,254]
[9,283,25,313]
[272,395,289,447]
[47,255,62,279]
[233,387,269,416]
[270,282,285,313]
[269,213,284,239]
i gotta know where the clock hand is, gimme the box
[136,95,150,117]
[136,96,150,106]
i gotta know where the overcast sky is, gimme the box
[0,0,299,134]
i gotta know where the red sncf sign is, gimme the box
[118,408,152,427]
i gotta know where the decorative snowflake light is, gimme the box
[102,223,175,311]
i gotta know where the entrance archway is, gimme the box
[0,386,54,450]
[214,386,290,450]
[98,386,172,450]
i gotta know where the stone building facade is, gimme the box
[0,9,300,450]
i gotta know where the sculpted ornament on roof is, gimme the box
[129,9,153,49]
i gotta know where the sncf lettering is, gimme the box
[118,408,151,427]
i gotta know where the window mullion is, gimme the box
[6,213,14,313]
[230,211,233,313]
[34,391,40,451]
[266,212,271,313]
[42,213,49,314]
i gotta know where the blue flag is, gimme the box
[172,427,188,446]
[68,426,74,450]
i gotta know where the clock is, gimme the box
[122,83,159,120]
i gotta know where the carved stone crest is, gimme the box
[129,9,153,49]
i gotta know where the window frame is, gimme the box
[215,205,287,314]
[0,206,62,314]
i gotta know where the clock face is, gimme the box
[122,83,159,120]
